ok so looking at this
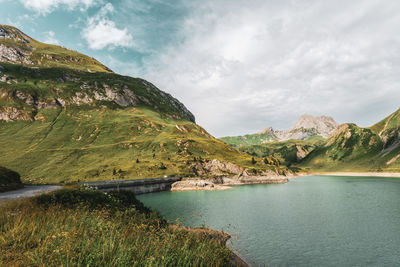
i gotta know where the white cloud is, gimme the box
[20,0,96,15]
[81,3,133,50]
[43,31,60,45]
[135,0,400,136]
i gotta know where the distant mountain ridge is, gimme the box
[237,108,400,173]
[299,108,400,171]
[220,114,339,147]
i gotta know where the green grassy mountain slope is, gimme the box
[299,109,400,172]
[0,25,111,73]
[220,128,278,147]
[239,139,323,167]
[370,108,400,150]
[0,25,285,184]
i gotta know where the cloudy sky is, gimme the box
[1,0,399,137]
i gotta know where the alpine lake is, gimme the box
[138,175,400,266]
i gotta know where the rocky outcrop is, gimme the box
[0,25,30,43]
[171,175,289,192]
[190,158,292,179]
[94,84,139,107]
[0,107,31,121]
[0,44,32,64]
[171,179,232,191]
[191,159,246,176]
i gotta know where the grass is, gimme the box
[0,166,22,192]
[0,24,111,73]
[298,123,400,172]
[220,132,278,147]
[0,106,283,184]
[0,188,233,266]
[239,139,322,167]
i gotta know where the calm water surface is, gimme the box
[138,176,400,266]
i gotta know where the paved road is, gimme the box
[0,185,62,202]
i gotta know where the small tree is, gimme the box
[113,168,117,175]
[136,158,140,163]
[251,157,256,164]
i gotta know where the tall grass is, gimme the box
[0,189,232,266]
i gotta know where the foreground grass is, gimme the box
[0,189,232,266]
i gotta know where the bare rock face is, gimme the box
[0,26,30,43]
[0,44,32,64]
[257,127,274,134]
[290,114,338,138]
[191,159,245,176]
[0,107,31,121]
[260,115,338,142]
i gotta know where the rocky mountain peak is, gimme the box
[290,114,338,138]
[257,127,274,134]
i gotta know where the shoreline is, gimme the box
[309,172,400,178]
[171,176,289,192]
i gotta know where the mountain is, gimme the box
[0,25,286,184]
[220,114,338,147]
[299,108,400,172]
[239,139,322,168]
[289,115,338,138]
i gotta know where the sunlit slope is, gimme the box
[0,106,271,184]
[0,24,111,73]
[300,109,400,172]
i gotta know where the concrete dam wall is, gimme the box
[80,177,182,195]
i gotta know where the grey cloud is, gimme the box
[116,0,400,137]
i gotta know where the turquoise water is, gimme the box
[138,176,400,266]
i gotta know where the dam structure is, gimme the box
[80,177,182,195]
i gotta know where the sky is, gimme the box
[1,0,400,137]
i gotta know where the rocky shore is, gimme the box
[171,175,289,192]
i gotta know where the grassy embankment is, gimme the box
[0,188,233,266]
